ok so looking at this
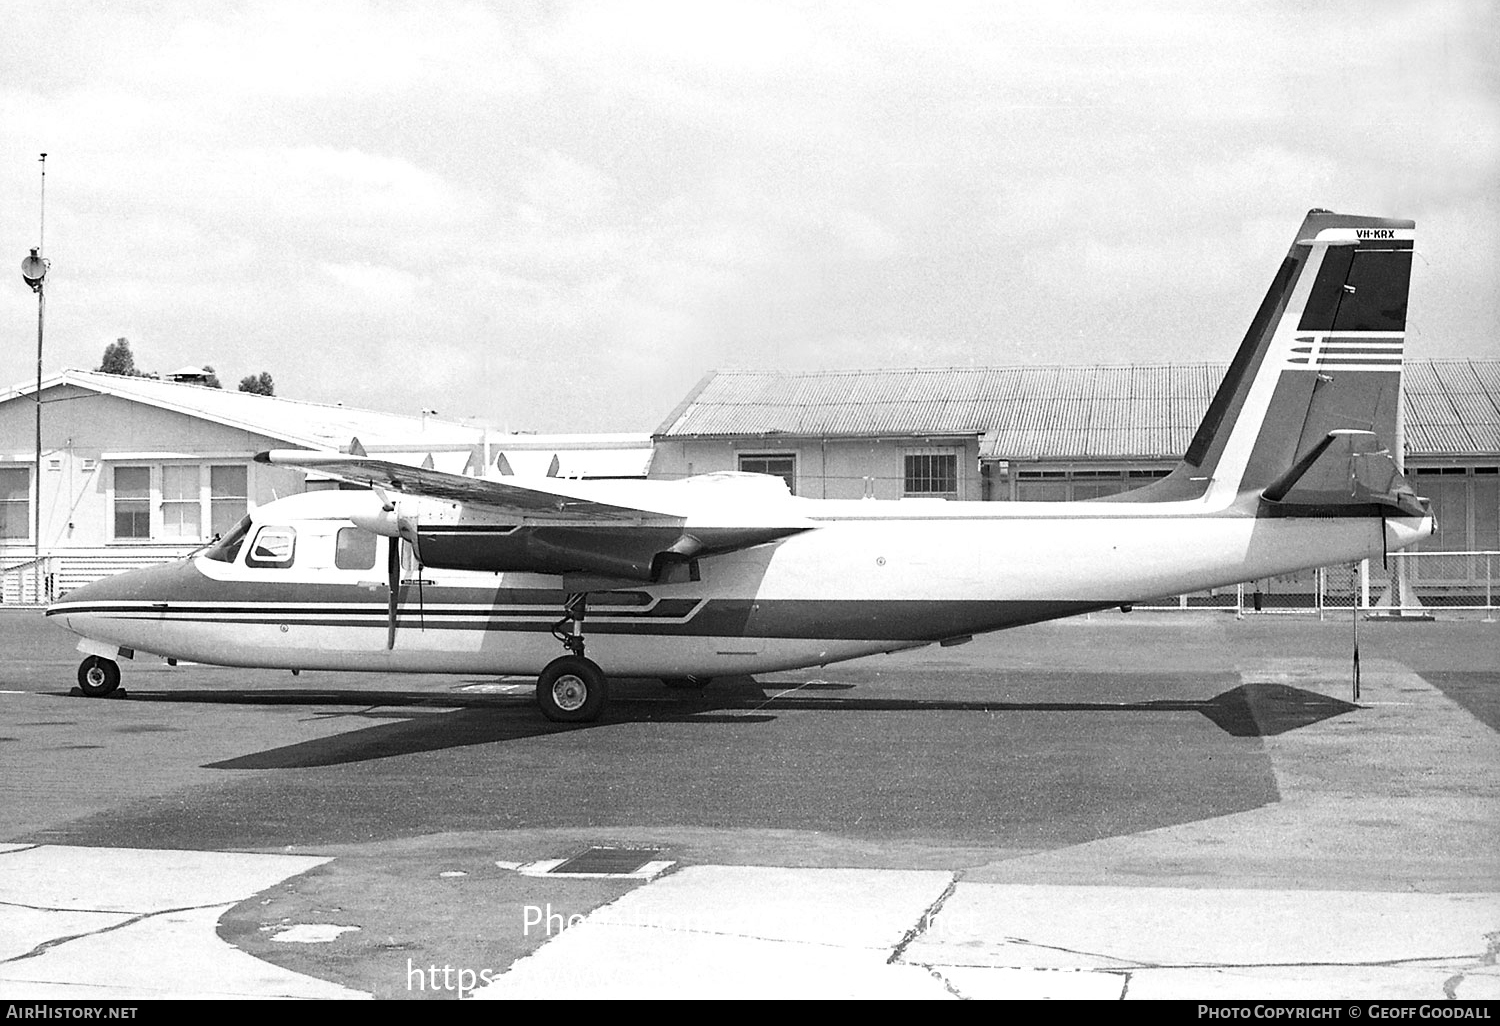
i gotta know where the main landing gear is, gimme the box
[540,593,607,723]
[77,656,121,698]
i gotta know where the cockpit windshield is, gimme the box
[202,515,252,563]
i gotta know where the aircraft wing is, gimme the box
[254,449,813,582]
[255,450,681,522]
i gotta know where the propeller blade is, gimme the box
[387,535,401,650]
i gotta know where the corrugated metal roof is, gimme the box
[8,369,488,452]
[1402,360,1500,456]
[655,360,1500,460]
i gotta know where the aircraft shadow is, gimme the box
[129,677,1358,770]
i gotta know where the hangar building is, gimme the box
[651,358,1500,576]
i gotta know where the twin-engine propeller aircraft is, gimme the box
[49,211,1433,722]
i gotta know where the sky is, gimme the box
[1,1,1495,433]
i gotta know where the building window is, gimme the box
[161,465,201,538]
[113,467,152,539]
[0,466,30,539]
[739,454,796,494]
[904,453,958,497]
[210,465,248,538]
[1012,467,1171,501]
[110,462,252,542]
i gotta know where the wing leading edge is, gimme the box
[255,450,678,521]
[253,450,813,582]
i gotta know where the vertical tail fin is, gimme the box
[1122,209,1418,512]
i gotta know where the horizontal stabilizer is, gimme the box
[1260,430,1427,517]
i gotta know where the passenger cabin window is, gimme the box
[335,527,378,570]
[246,526,296,568]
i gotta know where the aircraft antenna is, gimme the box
[1351,569,1361,701]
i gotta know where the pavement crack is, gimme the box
[0,902,229,964]
[0,898,142,915]
[887,874,958,965]
[999,935,1156,969]
[910,963,966,999]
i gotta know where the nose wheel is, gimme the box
[77,656,121,697]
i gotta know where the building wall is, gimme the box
[0,384,306,560]
[649,436,983,500]
[985,460,1177,501]
[1409,463,1500,553]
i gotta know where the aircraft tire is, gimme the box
[661,676,711,690]
[77,656,121,698]
[537,656,607,723]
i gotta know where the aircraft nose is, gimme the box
[46,557,203,628]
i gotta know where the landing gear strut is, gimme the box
[539,593,607,723]
[77,656,121,698]
[551,592,589,659]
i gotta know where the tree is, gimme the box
[238,371,275,396]
[98,338,139,376]
[202,365,222,389]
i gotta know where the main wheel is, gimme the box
[77,656,121,698]
[537,656,608,723]
[661,676,711,690]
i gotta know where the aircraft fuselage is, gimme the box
[48,491,1430,680]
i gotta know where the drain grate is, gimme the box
[549,847,662,876]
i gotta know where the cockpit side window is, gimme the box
[202,515,252,563]
[246,526,296,568]
[334,527,378,570]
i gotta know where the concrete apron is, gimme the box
[0,845,367,999]
[1,659,1494,1000]
[475,659,1500,999]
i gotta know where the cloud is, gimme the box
[0,0,1493,432]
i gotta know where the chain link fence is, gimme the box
[1144,551,1499,617]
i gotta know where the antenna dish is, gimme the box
[21,248,47,288]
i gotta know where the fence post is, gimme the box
[1487,553,1495,623]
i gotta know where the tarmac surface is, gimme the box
[0,606,1495,999]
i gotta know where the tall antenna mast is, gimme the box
[21,154,50,603]
[38,152,46,256]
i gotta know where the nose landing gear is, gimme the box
[540,593,607,723]
[77,656,121,698]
